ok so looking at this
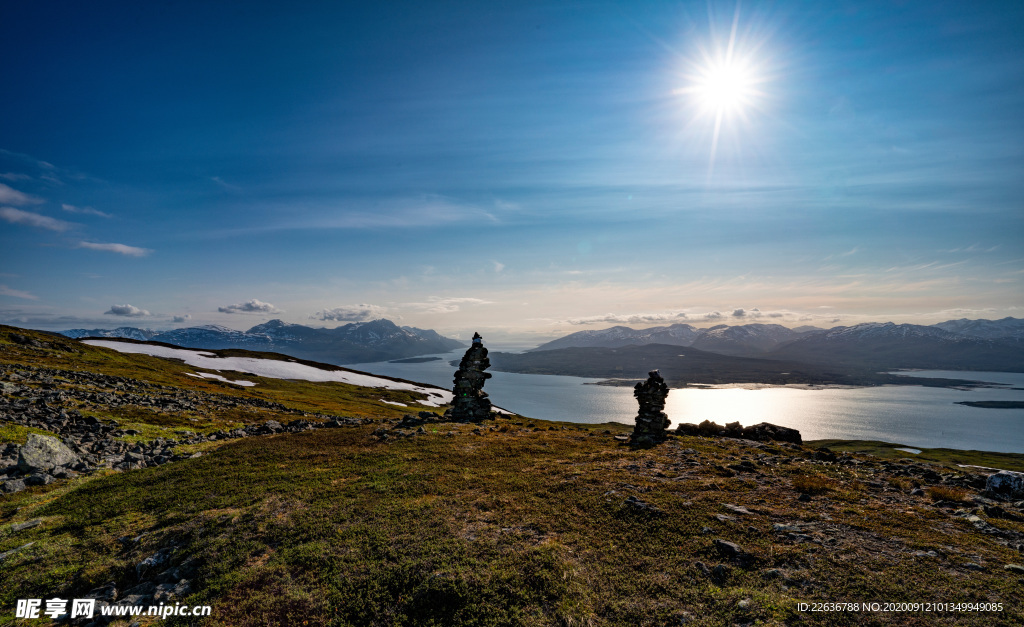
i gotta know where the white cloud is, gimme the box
[404,297,493,314]
[0,183,43,206]
[492,260,505,273]
[78,241,152,256]
[62,204,112,218]
[0,207,74,231]
[311,304,387,322]
[105,304,150,317]
[218,299,280,314]
[0,285,37,300]
[173,314,192,323]
[561,311,690,326]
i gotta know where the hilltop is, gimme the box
[2,325,1024,626]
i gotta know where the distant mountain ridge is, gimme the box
[930,317,1024,340]
[531,322,821,355]
[767,321,1023,371]
[60,319,465,365]
[529,317,1023,372]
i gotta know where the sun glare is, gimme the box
[693,59,756,115]
[674,5,770,178]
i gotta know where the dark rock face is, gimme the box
[447,333,493,422]
[631,370,670,446]
[674,420,802,445]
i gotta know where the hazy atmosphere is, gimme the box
[1,1,1021,344]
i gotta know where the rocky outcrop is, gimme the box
[447,333,493,422]
[0,364,369,494]
[673,419,802,444]
[631,370,670,446]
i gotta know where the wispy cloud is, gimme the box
[78,241,152,257]
[105,304,150,317]
[218,299,280,314]
[0,207,74,231]
[0,183,43,206]
[62,203,112,218]
[492,260,505,273]
[404,297,492,314]
[210,176,241,192]
[0,173,32,182]
[310,304,387,322]
[173,314,192,323]
[0,285,38,300]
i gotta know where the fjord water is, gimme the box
[354,353,1024,454]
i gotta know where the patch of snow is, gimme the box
[380,399,408,406]
[894,447,921,455]
[85,340,454,404]
[185,372,256,387]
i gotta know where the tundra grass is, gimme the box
[3,326,1024,625]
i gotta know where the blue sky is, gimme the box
[1,1,1021,344]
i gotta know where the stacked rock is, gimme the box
[631,369,670,446]
[448,332,493,422]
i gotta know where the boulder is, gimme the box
[17,433,79,473]
[986,470,1024,498]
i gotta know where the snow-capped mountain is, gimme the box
[931,317,1024,340]
[60,319,465,364]
[690,324,821,356]
[767,322,1023,371]
[61,327,159,341]
[531,322,817,356]
[530,324,702,351]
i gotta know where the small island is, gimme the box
[388,356,443,364]
[956,400,1024,409]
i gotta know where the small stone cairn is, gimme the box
[447,332,493,422]
[631,369,670,445]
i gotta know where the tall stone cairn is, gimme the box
[448,332,493,422]
[632,369,670,445]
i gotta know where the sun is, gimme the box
[692,58,757,116]
[673,6,771,178]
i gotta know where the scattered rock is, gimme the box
[622,495,665,516]
[674,420,802,444]
[713,538,753,565]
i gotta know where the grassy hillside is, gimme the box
[3,326,1024,626]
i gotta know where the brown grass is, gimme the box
[927,485,971,503]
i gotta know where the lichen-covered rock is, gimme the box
[17,433,79,473]
[631,370,670,446]
[987,470,1024,498]
[448,332,493,422]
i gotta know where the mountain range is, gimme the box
[518,317,1024,375]
[61,319,465,365]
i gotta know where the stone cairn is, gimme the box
[631,369,670,445]
[447,332,493,422]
